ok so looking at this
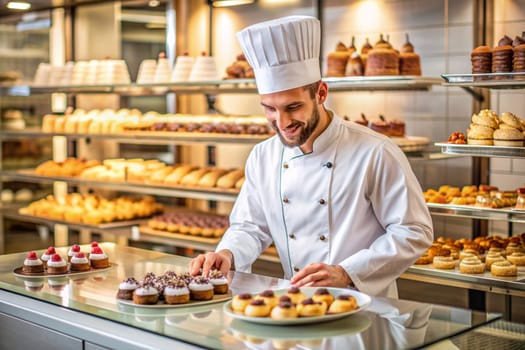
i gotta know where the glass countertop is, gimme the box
[0,243,500,350]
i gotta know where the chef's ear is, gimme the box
[317,82,328,104]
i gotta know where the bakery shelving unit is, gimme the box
[402,73,525,320]
[0,76,442,259]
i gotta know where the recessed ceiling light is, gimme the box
[209,0,256,8]
[148,0,160,7]
[6,1,31,10]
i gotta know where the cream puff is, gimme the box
[244,299,271,317]
[311,288,334,309]
[270,301,298,320]
[285,286,306,305]
[297,298,325,317]
[231,293,253,313]
[328,294,358,313]
[255,289,278,309]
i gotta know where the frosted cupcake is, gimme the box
[41,246,56,268]
[117,277,140,300]
[67,244,81,262]
[89,246,109,269]
[209,270,229,294]
[23,251,44,273]
[70,252,90,272]
[47,254,68,274]
[133,283,159,305]
[164,280,190,304]
[188,277,214,301]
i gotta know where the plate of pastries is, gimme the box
[116,270,231,308]
[14,242,112,278]
[223,287,371,325]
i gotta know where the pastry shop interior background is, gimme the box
[0,0,524,322]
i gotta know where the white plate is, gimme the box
[116,291,231,309]
[223,287,371,326]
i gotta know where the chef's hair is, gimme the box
[303,80,321,99]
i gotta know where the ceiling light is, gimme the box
[148,0,160,7]
[209,0,256,8]
[6,1,31,10]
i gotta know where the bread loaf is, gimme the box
[198,168,228,187]
[164,165,196,185]
[217,169,245,189]
[180,168,211,186]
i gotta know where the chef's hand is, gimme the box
[189,249,233,277]
[290,263,352,288]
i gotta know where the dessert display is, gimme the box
[35,158,100,177]
[326,42,350,77]
[89,246,110,269]
[70,252,90,272]
[224,53,254,79]
[146,211,229,238]
[469,33,525,78]
[22,251,44,273]
[46,254,68,274]
[424,184,518,208]
[189,53,220,82]
[41,108,272,136]
[19,193,163,225]
[117,270,230,306]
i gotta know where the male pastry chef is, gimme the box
[190,15,433,298]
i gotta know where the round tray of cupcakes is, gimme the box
[116,270,231,308]
[13,242,113,278]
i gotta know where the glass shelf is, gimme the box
[441,72,525,89]
[0,76,442,96]
[435,143,525,158]
[427,203,525,223]
[0,170,239,202]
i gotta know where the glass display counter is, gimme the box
[0,243,502,349]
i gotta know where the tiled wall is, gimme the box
[204,0,524,238]
[489,0,525,235]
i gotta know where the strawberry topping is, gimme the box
[51,253,63,262]
[45,246,56,255]
[71,244,80,252]
[75,252,86,258]
[91,241,99,247]
[27,251,38,260]
[91,247,103,254]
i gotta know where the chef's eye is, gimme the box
[287,104,301,111]
[262,105,276,113]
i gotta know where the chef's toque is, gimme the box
[236,15,321,94]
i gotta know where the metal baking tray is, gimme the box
[427,203,525,223]
[435,143,525,158]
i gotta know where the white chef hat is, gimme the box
[236,15,321,94]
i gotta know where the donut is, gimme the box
[506,252,525,266]
[297,298,326,317]
[432,256,456,270]
[244,299,271,317]
[327,294,358,313]
[285,286,307,305]
[231,293,253,313]
[311,288,334,308]
[459,257,485,274]
[270,301,298,320]
[491,260,518,277]
[255,289,278,309]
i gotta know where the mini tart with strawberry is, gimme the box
[67,244,82,262]
[46,253,68,274]
[23,251,44,273]
[41,246,56,268]
[89,246,109,268]
[70,252,90,272]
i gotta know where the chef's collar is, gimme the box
[283,110,339,158]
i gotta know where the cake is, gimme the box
[22,251,44,273]
[224,53,254,79]
[346,51,364,76]
[117,277,140,300]
[370,115,391,136]
[360,37,373,69]
[471,45,492,77]
[70,252,90,272]
[136,59,157,84]
[41,246,56,268]
[164,281,190,304]
[171,53,194,82]
[89,246,109,269]
[326,42,350,77]
[153,52,172,84]
[399,33,422,76]
[46,253,68,274]
[389,119,406,137]
[208,270,229,294]
[189,53,220,82]
[365,47,399,76]
[492,38,513,78]
[67,244,81,262]
[188,276,214,300]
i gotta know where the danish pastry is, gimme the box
[491,260,518,277]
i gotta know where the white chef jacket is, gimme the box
[216,111,433,298]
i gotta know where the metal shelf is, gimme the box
[0,170,239,202]
[0,128,269,145]
[427,203,525,223]
[0,76,442,96]
[442,72,525,89]
[435,143,525,158]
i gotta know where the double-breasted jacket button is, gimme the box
[325,162,333,168]
[319,199,326,205]
[293,266,300,272]
[319,235,326,241]
[283,197,289,203]
[289,233,295,239]
[283,163,289,169]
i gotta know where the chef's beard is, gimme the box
[271,106,320,148]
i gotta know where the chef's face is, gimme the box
[260,83,322,148]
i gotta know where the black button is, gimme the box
[325,162,333,168]
[293,267,300,272]
[320,235,326,241]
[319,199,326,205]
[289,233,295,239]
[283,163,289,169]
[283,197,289,203]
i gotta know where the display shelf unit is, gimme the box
[435,143,525,158]
[442,73,525,89]
[427,203,525,224]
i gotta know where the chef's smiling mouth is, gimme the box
[282,123,302,135]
